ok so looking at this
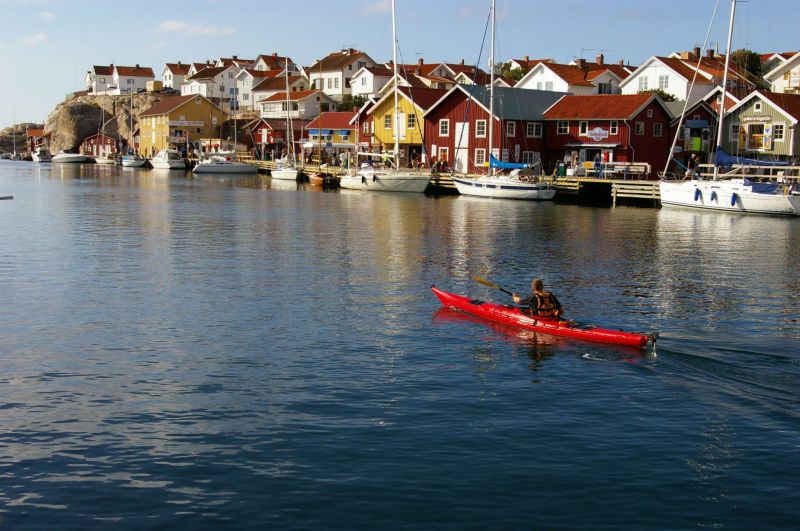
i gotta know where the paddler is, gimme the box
[512,278,563,318]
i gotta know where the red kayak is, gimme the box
[432,286,657,348]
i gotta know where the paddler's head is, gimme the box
[532,278,544,293]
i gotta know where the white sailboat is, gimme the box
[122,90,147,168]
[339,0,430,193]
[271,59,299,181]
[52,151,91,163]
[451,0,555,201]
[94,107,116,164]
[150,149,185,170]
[193,115,257,174]
[10,111,22,160]
[658,0,800,216]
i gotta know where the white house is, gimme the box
[215,56,254,73]
[351,66,394,99]
[253,75,309,110]
[162,63,190,90]
[86,64,155,95]
[187,62,215,77]
[764,52,800,95]
[236,69,283,111]
[181,65,237,109]
[86,65,114,93]
[303,48,377,102]
[506,56,554,71]
[252,53,298,73]
[516,56,628,95]
[259,90,336,121]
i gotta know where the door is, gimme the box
[454,122,469,173]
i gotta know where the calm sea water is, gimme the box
[1,162,799,530]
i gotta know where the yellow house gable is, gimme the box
[139,95,227,155]
[370,90,425,147]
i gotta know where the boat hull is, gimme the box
[52,154,90,163]
[121,157,147,168]
[95,157,116,165]
[660,179,800,216]
[271,168,298,181]
[453,176,556,200]
[431,286,655,348]
[193,162,258,174]
[339,169,430,192]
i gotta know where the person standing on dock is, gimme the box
[512,279,563,318]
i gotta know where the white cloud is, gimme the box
[22,32,48,46]
[155,20,236,37]
[37,10,56,20]
[361,0,390,15]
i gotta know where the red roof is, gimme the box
[188,66,228,81]
[26,128,45,138]
[140,95,217,117]
[165,63,191,75]
[540,63,595,87]
[512,58,553,69]
[255,53,293,69]
[397,87,449,110]
[544,94,654,120]
[115,65,155,77]
[263,89,322,102]
[307,49,368,72]
[759,91,800,120]
[242,68,280,79]
[253,74,303,92]
[92,65,114,76]
[306,111,358,130]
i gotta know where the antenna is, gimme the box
[579,48,593,59]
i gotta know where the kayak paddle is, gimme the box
[472,275,514,296]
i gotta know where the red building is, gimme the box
[423,85,565,174]
[543,93,672,177]
[81,133,118,158]
[243,118,310,160]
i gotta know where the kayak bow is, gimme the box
[432,285,657,348]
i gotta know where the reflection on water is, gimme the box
[0,162,799,529]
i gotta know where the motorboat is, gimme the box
[95,153,117,165]
[31,148,52,162]
[659,177,800,216]
[150,150,185,170]
[271,157,298,181]
[193,154,258,174]
[52,151,91,163]
[121,154,148,168]
[339,163,430,192]
[453,168,555,200]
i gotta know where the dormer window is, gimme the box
[754,101,763,112]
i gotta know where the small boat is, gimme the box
[453,169,556,200]
[431,286,657,348]
[121,154,147,168]
[150,149,185,170]
[660,177,800,216]
[31,147,52,162]
[193,154,258,174]
[271,157,299,181]
[95,153,117,165]
[52,151,91,163]
[339,163,430,192]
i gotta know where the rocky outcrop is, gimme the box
[44,92,166,152]
[0,123,41,154]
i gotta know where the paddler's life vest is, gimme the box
[533,291,561,317]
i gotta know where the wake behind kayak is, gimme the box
[432,286,657,348]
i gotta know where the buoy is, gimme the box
[710,191,717,202]
[694,188,701,201]
[730,192,737,206]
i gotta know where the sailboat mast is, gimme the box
[391,0,400,169]
[284,57,294,158]
[713,0,736,178]
[488,0,496,174]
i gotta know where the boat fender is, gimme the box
[373,174,378,182]
[361,175,367,185]
[730,193,737,206]
[710,191,717,202]
[694,188,701,201]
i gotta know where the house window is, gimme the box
[638,77,648,91]
[361,77,366,86]
[243,94,249,101]
[754,101,762,112]
[501,148,509,162]
[505,122,515,136]
[475,119,486,137]
[99,77,105,83]
[658,75,669,90]
[341,133,349,142]
[646,109,653,118]
[358,61,366,69]
[522,151,535,164]
[345,78,350,88]
[545,81,553,91]
[598,82,612,94]
[557,121,568,135]
[730,123,740,141]
[363,122,369,134]
[475,148,486,166]
[348,64,352,70]
[653,123,663,137]
[774,123,785,141]
[536,82,543,90]
[407,113,416,129]
[439,146,449,163]
[526,122,542,137]
[327,78,332,89]
[610,121,618,135]
[384,114,392,129]
[439,119,450,136]
[228,72,233,79]
[579,121,588,135]
[635,121,645,135]
[334,78,339,89]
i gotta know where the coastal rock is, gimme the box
[44,93,166,153]
[0,123,42,154]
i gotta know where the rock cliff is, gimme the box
[44,93,166,152]
[0,123,41,154]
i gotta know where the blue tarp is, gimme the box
[715,148,790,167]
[489,155,528,170]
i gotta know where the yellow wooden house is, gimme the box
[138,94,227,157]
[367,86,447,166]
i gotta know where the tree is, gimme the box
[638,88,677,102]
[498,62,528,83]
[336,94,367,112]
[730,48,768,89]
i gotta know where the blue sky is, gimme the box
[1,0,798,128]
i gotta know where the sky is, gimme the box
[0,0,798,128]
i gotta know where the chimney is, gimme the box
[135,64,139,68]
[460,59,465,65]
[618,59,624,66]
[524,55,529,63]
[693,46,701,60]
[273,52,278,58]
[706,48,715,58]
[233,55,238,60]
[577,58,586,69]
[596,53,604,65]
[349,48,355,54]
